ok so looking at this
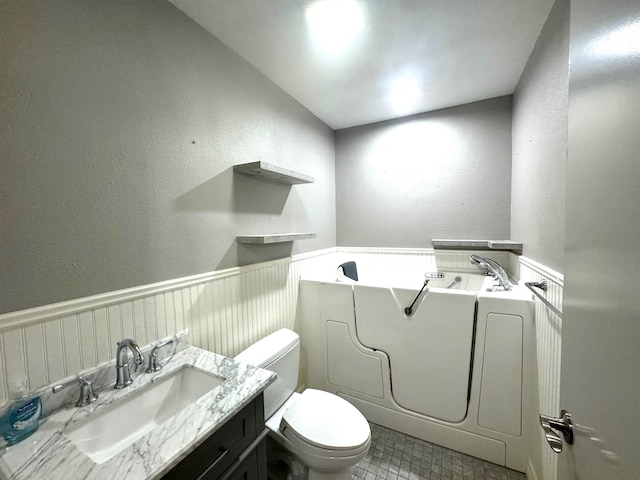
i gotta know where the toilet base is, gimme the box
[266,437,306,480]
[266,437,356,480]
[307,467,354,480]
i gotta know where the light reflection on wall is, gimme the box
[587,19,640,59]
[366,120,463,192]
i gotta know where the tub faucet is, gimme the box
[114,338,144,389]
[470,255,511,291]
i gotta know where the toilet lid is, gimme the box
[280,389,370,450]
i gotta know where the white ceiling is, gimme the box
[169,0,555,130]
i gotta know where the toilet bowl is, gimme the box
[235,328,371,480]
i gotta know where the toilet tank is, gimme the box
[235,328,300,419]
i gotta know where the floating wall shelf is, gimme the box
[233,161,314,185]
[237,233,317,245]
[431,239,523,254]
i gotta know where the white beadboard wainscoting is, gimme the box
[0,246,562,480]
[518,257,563,480]
[0,248,335,404]
[331,247,513,286]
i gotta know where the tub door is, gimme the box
[354,286,477,423]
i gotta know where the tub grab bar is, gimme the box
[404,279,429,316]
[525,280,563,319]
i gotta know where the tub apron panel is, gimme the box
[353,286,477,423]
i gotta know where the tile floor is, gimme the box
[352,423,526,480]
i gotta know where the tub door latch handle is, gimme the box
[540,409,574,453]
[404,279,429,316]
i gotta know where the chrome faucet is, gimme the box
[470,254,511,291]
[114,338,144,389]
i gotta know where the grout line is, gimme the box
[353,423,526,480]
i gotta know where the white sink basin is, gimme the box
[64,366,225,464]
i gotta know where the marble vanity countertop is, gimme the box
[0,346,276,480]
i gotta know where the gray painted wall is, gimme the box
[0,0,336,314]
[335,97,512,247]
[511,0,569,273]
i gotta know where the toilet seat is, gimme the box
[279,389,370,456]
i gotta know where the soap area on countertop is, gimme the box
[0,332,276,480]
[0,376,42,447]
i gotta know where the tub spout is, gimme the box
[470,255,511,291]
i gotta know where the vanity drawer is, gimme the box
[218,438,267,480]
[162,394,265,480]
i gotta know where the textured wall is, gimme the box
[0,0,335,313]
[511,0,569,273]
[335,97,512,247]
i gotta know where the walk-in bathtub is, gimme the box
[298,269,534,472]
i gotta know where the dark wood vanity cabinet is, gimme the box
[162,394,267,480]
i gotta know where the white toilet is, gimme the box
[235,328,371,480]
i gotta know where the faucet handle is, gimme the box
[52,376,98,407]
[146,338,174,373]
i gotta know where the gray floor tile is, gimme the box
[354,423,526,480]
